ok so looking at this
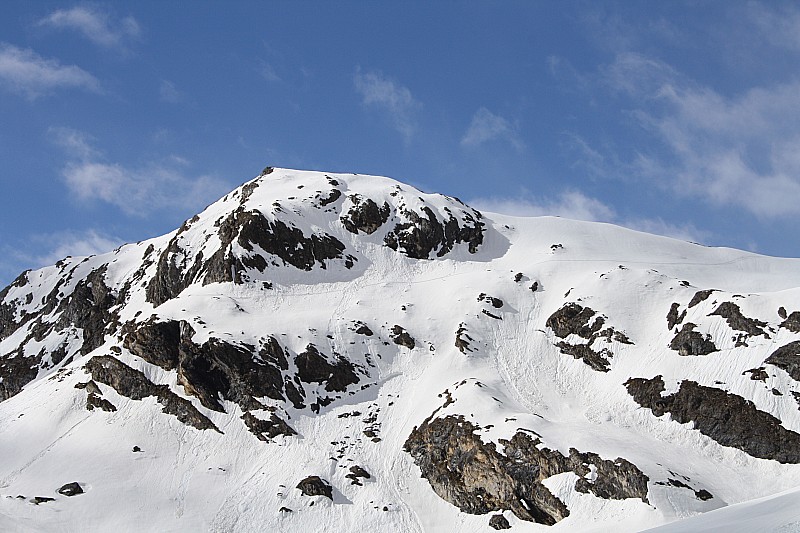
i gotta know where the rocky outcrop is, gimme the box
[294,344,359,393]
[341,196,391,234]
[781,312,800,333]
[546,304,632,372]
[85,355,219,432]
[57,482,83,496]
[404,415,648,526]
[345,465,371,486]
[296,476,333,499]
[765,341,800,381]
[669,323,717,356]
[241,412,296,441]
[390,325,415,349]
[625,376,800,463]
[384,206,484,259]
[666,303,686,331]
[489,514,511,530]
[688,289,715,308]
[709,302,767,337]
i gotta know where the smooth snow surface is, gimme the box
[1,169,799,532]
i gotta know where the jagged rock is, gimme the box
[781,312,800,333]
[341,196,391,234]
[489,514,511,529]
[241,411,296,441]
[279,507,293,513]
[32,497,55,505]
[352,321,374,336]
[345,465,371,485]
[695,489,713,501]
[765,341,800,381]
[86,392,117,412]
[390,325,415,349]
[296,476,333,499]
[57,482,83,496]
[667,303,686,330]
[384,206,484,259]
[555,342,611,372]
[779,307,788,319]
[295,344,359,393]
[479,293,504,308]
[546,303,603,339]
[625,376,800,463]
[404,415,648,526]
[669,323,717,356]
[688,289,715,308]
[455,324,472,353]
[710,302,766,337]
[743,368,768,381]
[132,446,142,452]
[85,356,219,432]
[124,320,288,412]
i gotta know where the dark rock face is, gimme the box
[296,476,333,499]
[765,341,800,381]
[147,208,355,306]
[241,412,296,441]
[625,376,800,463]
[345,465,371,486]
[781,312,800,333]
[455,324,472,353]
[384,206,484,259]
[0,267,118,401]
[546,304,632,372]
[85,355,219,432]
[666,303,686,331]
[341,196,391,235]
[404,415,648,526]
[294,344,359,393]
[669,323,717,356]
[390,325,415,349]
[489,514,511,530]
[479,293,504,309]
[57,482,83,496]
[709,302,767,337]
[124,320,288,412]
[688,289,715,308]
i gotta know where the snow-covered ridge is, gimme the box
[1,167,800,532]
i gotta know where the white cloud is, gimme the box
[461,108,524,151]
[159,79,181,103]
[38,5,140,49]
[258,61,281,83]
[746,2,800,52]
[354,69,421,141]
[471,190,708,244]
[603,52,800,218]
[36,229,123,265]
[471,190,615,222]
[52,127,232,216]
[0,43,100,98]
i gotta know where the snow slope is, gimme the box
[0,168,799,532]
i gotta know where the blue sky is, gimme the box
[2,1,800,286]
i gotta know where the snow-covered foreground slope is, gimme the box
[1,168,800,532]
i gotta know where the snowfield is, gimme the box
[1,168,799,532]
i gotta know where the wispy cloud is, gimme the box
[602,52,800,218]
[0,43,100,99]
[37,5,140,50]
[461,108,524,151]
[471,190,708,244]
[354,69,421,141]
[51,127,232,216]
[159,79,182,103]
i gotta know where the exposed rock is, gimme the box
[353,321,373,336]
[514,273,524,283]
[695,489,713,501]
[479,293,504,308]
[85,356,219,432]
[667,303,686,330]
[625,376,800,463]
[295,344,359,393]
[32,497,55,505]
[489,514,511,530]
[132,446,142,453]
[122,319,181,370]
[384,206,484,259]
[57,482,83,496]
[279,507,293,513]
[482,309,502,320]
[455,324,473,353]
[669,323,717,356]
[345,465,371,485]
[710,302,767,337]
[241,411,296,441]
[296,476,333,499]
[781,312,800,333]
[555,342,611,372]
[688,289,715,308]
[316,188,342,207]
[546,303,603,339]
[341,196,391,235]
[390,325,415,349]
[779,307,788,319]
[765,341,800,381]
[86,392,117,412]
[404,415,648,526]
[743,367,768,382]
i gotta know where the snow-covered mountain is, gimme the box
[2,167,800,532]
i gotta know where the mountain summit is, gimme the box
[2,168,800,532]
